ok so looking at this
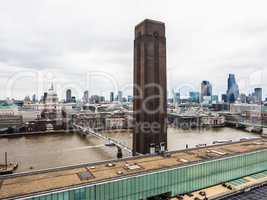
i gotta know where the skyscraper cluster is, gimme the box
[175,73,263,105]
[245,88,263,104]
[220,74,263,104]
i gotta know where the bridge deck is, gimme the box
[1,138,267,199]
[73,124,132,153]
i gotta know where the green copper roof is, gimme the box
[0,103,17,109]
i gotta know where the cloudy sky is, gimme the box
[0,0,267,100]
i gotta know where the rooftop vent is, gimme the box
[179,158,189,163]
[117,171,124,175]
[124,163,142,170]
[106,163,116,167]
[77,171,94,181]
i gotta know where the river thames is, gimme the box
[0,127,259,173]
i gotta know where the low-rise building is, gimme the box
[168,112,225,129]
[0,104,22,129]
[201,114,225,127]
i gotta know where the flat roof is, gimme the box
[135,19,165,28]
[171,170,267,200]
[1,138,267,199]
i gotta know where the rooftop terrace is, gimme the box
[1,138,267,199]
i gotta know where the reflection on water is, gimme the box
[0,127,259,172]
[167,127,259,150]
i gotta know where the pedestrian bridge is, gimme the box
[73,123,132,154]
[226,120,267,129]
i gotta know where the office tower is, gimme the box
[66,89,72,103]
[221,94,227,103]
[239,93,247,103]
[212,95,219,104]
[32,94,37,103]
[227,74,239,103]
[174,92,180,104]
[100,96,105,102]
[254,88,262,104]
[40,95,44,103]
[83,90,89,103]
[110,92,114,102]
[43,92,48,104]
[90,95,100,104]
[71,96,76,103]
[133,19,167,155]
[24,96,31,103]
[189,92,199,103]
[118,91,123,102]
[201,81,212,103]
[247,93,256,104]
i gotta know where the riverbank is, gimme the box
[0,129,72,138]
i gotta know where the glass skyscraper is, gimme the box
[189,91,200,103]
[227,74,239,103]
[254,88,262,104]
[201,80,212,103]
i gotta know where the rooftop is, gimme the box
[0,104,17,110]
[135,19,165,28]
[1,138,267,199]
[171,169,267,200]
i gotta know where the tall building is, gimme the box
[221,94,227,103]
[174,92,180,104]
[24,96,31,104]
[32,94,37,103]
[227,74,239,103]
[201,80,212,103]
[133,19,167,155]
[100,96,105,102]
[71,96,76,103]
[239,93,247,103]
[43,92,48,104]
[254,88,262,104]
[118,91,123,102]
[247,93,256,104]
[212,95,219,104]
[83,90,89,103]
[189,92,199,103]
[66,89,72,103]
[110,92,114,102]
[90,95,100,104]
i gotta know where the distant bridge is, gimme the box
[73,123,133,154]
[225,120,267,129]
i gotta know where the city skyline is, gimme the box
[5,73,266,103]
[0,1,267,99]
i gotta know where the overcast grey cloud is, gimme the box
[0,0,267,99]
